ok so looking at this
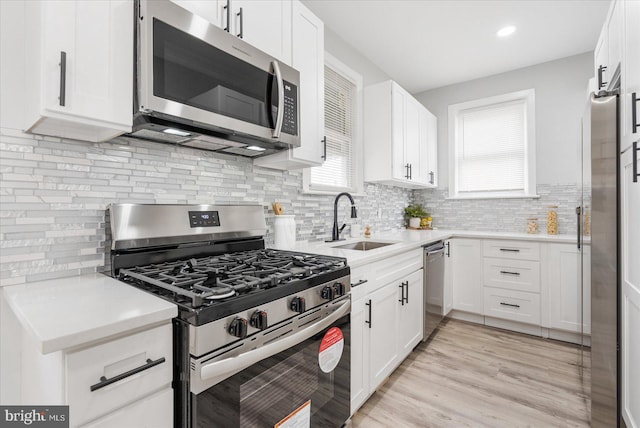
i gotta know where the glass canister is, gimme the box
[547,205,558,235]
[527,218,539,234]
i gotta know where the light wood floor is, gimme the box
[350,318,591,427]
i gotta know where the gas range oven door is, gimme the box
[189,297,350,428]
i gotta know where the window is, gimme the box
[448,89,537,199]
[304,54,363,193]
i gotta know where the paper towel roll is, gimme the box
[273,215,296,250]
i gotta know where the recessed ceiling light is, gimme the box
[497,25,516,37]
[246,146,266,151]
[163,128,191,137]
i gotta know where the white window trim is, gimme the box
[303,52,364,195]
[447,89,538,200]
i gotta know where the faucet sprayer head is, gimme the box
[351,205,357,218]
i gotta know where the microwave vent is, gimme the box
[129,128,192,144]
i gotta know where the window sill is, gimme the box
[446,193,541,200]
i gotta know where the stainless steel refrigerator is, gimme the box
[582,90,620,427]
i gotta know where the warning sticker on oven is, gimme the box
[318,327,344,373]
[274,400,311,428]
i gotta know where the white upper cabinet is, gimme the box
[594,0,623,91]
[254,1,324,170]
[170,0,224,28]
[621,0,640,153]
[229,0,292,64]
[364,80,438,189]
[24,0,133,142]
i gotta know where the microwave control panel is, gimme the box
[281,81,298,136]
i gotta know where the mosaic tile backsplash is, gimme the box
[412,185,581,235]
[0,128,412,285]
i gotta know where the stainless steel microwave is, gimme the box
[129,0,301,157]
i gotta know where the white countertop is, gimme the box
[2,273,177,354]
[296,229,580,268]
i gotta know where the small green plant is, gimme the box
[404,204,429,218]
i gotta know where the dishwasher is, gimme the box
[423,241,445,341]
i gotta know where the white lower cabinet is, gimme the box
[350,250,423,415]
[80,389,172,428]
[20,322,173,428]
[451,239,483,314]
[545,243,591,335]
[483,287,541,325]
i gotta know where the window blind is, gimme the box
[310,65,354,189]
[456,100,526,193]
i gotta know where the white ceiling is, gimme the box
[302,0,610,94]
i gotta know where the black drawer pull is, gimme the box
[499,248,520,253]
[500,302,521,308]
[499,270,521,276]
[352,279,368,287]
[365,299,372,328]
[90,357,166,392]
[632,92,638,134]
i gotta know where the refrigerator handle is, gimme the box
[576,206,582,250]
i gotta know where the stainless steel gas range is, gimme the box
[107,204,351,428]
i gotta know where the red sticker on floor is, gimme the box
[318,327,344,373]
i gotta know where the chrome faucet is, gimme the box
[330,192,357,242]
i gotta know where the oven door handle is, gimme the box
[199,299,350,385]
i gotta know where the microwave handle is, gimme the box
[271,60,285,138]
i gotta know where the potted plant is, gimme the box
[404,204,429,228]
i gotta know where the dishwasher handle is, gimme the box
[424,241,445,256]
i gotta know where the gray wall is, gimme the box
[414,52,593,187]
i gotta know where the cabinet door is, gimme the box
[622,0,640,153]
[451,239,483,314]
[404,97,421,183]
[232,0,291,64]
[547,244,591,334]
[40,0,132,130]
[350,297,370,415]
[443,241,453,315]
[594,33,608,91]
[397,270,424,359]
[424,109,438,187]
[391,84,407,181]
[170,0,223,28]
[254,0,324,170]
[368,283,400,391]
[607,0,623,81]
[620,146,640,427]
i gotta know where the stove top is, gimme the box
[118,248,349,325]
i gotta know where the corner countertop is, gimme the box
[2,273,177,354]
[295,229,580,269]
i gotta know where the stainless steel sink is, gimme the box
[332,241,394,251]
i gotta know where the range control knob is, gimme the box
[290,296,306,313]
[228,317,248,338]
[333,282,345,297]
[321,285,335,300]
[250,310,268,330]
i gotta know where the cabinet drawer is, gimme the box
[350,248,422,300]
[483,258,540,293]
[483,240,540,261]
[66,323,172,427]
[483,287,541,325]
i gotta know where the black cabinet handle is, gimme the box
[404,163,410,179]
[633,141,639,183]
[500,302,520,308]
[351,279,368,287]
[576,206,582,249]
[90,357,166,392]
[404,281,409,303]
[499,248,520,253]
[429,171,434,185]
[445,241,450,257]
[632,92,639,134]
[365,299,372,328]
[409,164,412,180]
[59,51,66,106]
[236,7,243,38]
[321,136,327,160]
[223,0,230,32]
[398,283,405,305]
[598,65,607,89]
[499,270,520,276]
